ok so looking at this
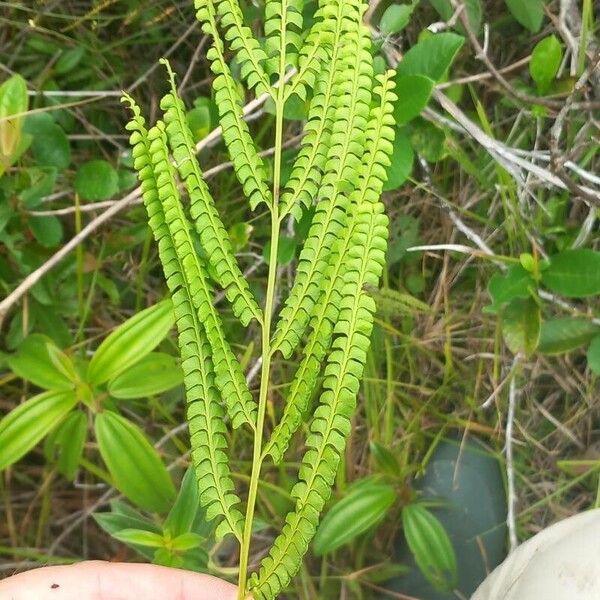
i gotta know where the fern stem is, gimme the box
[238,66,286,600]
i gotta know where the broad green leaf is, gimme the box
[29,215,63,248]
[93,505,160,560]
[380,4,414,35]
[393,75,435,126]
[8,334,74,390]
[505,0,545,32]
[171,532,203,551]
[55,47,85,75]
[370,441,401,477]
[19,167,57,208]
[87,300,175,385]
[485,264,534,314]
[429,0,482,33]
[409,118,446,162]
[75,159,119,201]
[0,390,77,471]
[94,410,175,512]
[44,409,87,480]
[402,503,458,593]
[530,35,563,93]
[186,104,211,142]
[228,221,252,252]
[263,236,297,265]
[397,33,465,82]
[0,74,28,163]
[538,318,600,355]
[383,129,414,191]
[586,335,600,376]
[112,528,165,548]
[313,483,396,555]
[502,297,540,356]
[45,343,79,383]
[108,352,183,399]
[541,249,600,298]
[24,113,71,170]
[164,468,200,537]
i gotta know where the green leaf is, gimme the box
[108,352,183,399]
[19,167,57,208]
[94,410,176,512]
[502,297,540,356]
[55,47,85,75]
[171,532,203,551]
[8,334,74,390]
[402,503,458,593]
[383,129,414,191]
[485,264,534,314]
[393,75,435,125]
[186,103,211,143]
[0,390,77,471]
[541,249,600,298]
[164,468,200,537]
[530,35,563,93]
[74,159,119,201]
[313,483,396,555]
[396,33,465,82]
[370,441,401,477]
[586,335,600,376]
[263,236,297,266]
[88,300,175,385]
[0,74,28,165]
[112,528,165,548]
[380,4,414,35]
[24,113,71,170]
[29,215,63,248]
[505,0,545,32]
[228,221,252,252]
[409,118,446,162]
[44,409,87,480]
[538,318,600,355]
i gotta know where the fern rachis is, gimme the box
[124,0,396,597]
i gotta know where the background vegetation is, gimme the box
[1,0,599,597]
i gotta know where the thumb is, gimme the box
[0,561,238,600]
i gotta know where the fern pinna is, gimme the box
[124,0,396,596]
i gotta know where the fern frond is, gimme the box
[264,0,304,76]
[145,120,257,430]
[123,95,243,540]
[279,0,352,217]
[159,61,263,326]
[272,17,374,358]
[263,71,396,464]
[250,202,390,599]
[195,0,271,96]
[282,19,330,103]
[195,0,273,211]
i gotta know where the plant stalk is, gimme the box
[237,80,286,599]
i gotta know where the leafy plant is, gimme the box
[123,0,398,596]
[0,300,182,512]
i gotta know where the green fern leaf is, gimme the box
[279,0,349,218]
[264,0,304,76]
[196,0,271,95]
[159,60,263,326]
[250,203,390,599]
[145,121,257,430]
[272,16,374,358]
[196,0,273,211]
[264,70,397,464]
[123,96,244,540]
